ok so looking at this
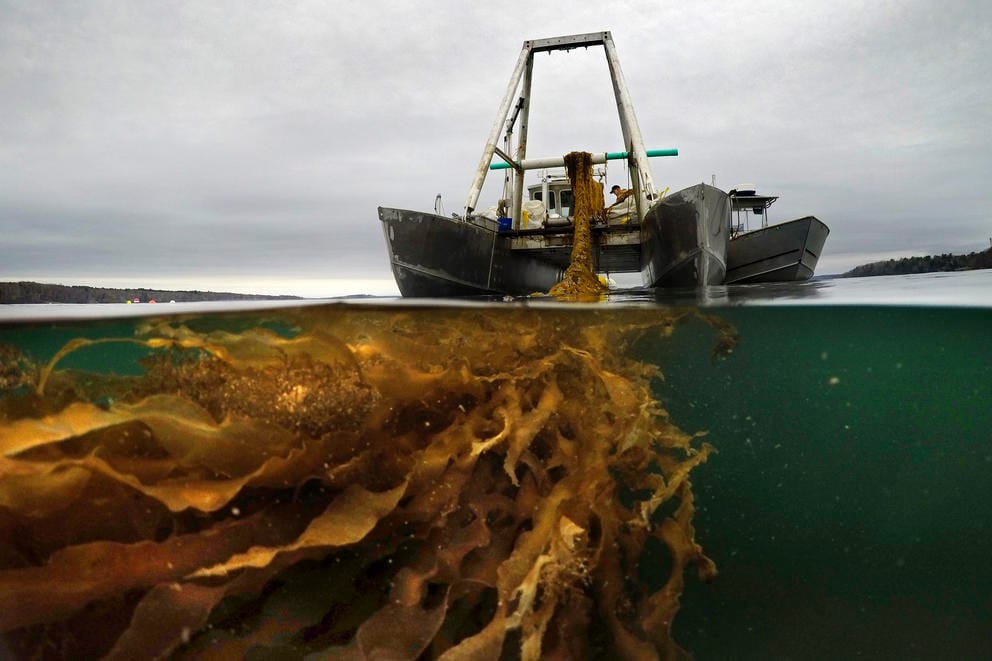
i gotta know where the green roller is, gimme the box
[490,148,678,171]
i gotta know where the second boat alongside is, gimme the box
[725,188,830,284]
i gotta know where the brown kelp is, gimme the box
[0,305,730,659]
[548,151,609,298]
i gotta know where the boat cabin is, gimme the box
[729,184,778,237]
[527,176,575,224]
[519,167,638,229]
[484,167,643,274]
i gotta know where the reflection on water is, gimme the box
[0,305,732,659]
[1,271,989,325]
[606,282,832,307]
[610,269,992,307]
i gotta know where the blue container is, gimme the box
[497,217,512,232]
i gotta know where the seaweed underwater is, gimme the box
[0,306,733,659]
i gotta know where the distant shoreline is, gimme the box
[841,246,992,278]
[0,281,303,305]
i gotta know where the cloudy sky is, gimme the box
[1,0,989,296]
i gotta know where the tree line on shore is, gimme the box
[842,246,992,278]
[0,281,301,304]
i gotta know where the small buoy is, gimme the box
[148,299,156,304]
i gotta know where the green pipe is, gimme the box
[489,148,678,170]
[610,148,679,159]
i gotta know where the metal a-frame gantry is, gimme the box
[463,31,658,230]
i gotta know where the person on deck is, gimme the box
[608,185,632,208]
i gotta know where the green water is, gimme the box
[1,303,989,659]
[646,306,992,658]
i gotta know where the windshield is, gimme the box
[559,189,574,218]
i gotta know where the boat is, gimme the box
[724,187,830,283]
[642,183,729,287]
[378,31,730,297]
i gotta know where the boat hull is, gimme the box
[640,183,729,287]
[725,215,830,284]
[381,183,733,297]
[378,207,562,297]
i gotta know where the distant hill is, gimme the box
[0,281,302,304]
[842,246,992,278]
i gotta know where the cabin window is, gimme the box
[533,191,558,212]
[560,189,574,218]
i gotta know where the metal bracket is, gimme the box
[493,146,522,173]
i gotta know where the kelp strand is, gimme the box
[0,306,730,659]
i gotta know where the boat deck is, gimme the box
[504,223,643,272]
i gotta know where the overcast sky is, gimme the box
[1,0,989,296]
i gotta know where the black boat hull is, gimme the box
[640,183,729,287]
[378,207,562,297]
[725,215,830,284]
[380,183,732,297]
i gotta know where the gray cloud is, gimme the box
[1,0,990,294]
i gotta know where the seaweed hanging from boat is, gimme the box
[0,306,729,659]
[549,151,609,298]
